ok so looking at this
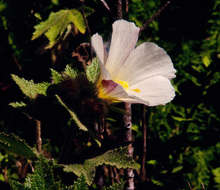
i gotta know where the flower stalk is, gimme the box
[141,105,147,182]
[36,119,42,153]
[123,102,135,190]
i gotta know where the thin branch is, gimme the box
[124,103,135,190]
[36,119,42,153]
[140,1,171,33]
[117,0,123,19]
[125,0,129,13]
[100,0,111,12]
[109,166,115,184]
[141,105,147,181]
[113,167,120,183]
[187,181,193,190]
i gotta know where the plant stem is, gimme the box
[100,0,111,12]
[117,0,123,19]
[141,105,147,182]
[140,1,171,33]
[125,0,129,13]
[36,119,42,153]
[124,103,135,190]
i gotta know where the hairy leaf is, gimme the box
[11,74,50,99]
[63,146,140,185]
[0,132,37,159]
[50,68,63,84]
[32,9,86,49]
[9,101,27,108]
[86,58,100,83]
[64,65,79,79]
[56,95,88,131]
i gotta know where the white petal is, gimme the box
[105,20,140,77]
[108,85,150,104]
[91,33,105,64]
[107,84,131,100]
[128,76,175,106]
[100,64,112,80]
[115,42,176,86]
[91,33,111,80]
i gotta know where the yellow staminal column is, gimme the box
[115,80,141,93]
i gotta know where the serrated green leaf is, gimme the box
[50,68,63,84]
[0,132,37,159]
[55,95,88,131]
[86,58,100,83]
[11,74,50,99]
[68,9,86,34]
[63,164,95,186]
[64,65,79,79]
[63,146,140,185]
[32,9,86,49]
[9,101,27,108]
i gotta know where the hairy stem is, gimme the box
[141,105,147,181]
[36,119,42,153]
[117,0,123,19]
[125,0,129,13]
[124,103,135,190]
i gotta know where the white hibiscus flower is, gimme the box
[91,19,176,106]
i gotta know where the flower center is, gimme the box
[115,80,141,93]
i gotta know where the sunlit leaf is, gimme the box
[32,9,86,49]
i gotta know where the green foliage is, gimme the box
[72,175,88,190]
[10,157,61,190]
[103,181,125,190]
[1,0,220,189]
[189,148,215,188]
[0,132,37,159]
[86,58,100,83]
[56,95,88,131]
[32,9,86,48]
[9,158,90,190]
[11,74,50,99]
[9,180,25,190]
[63,146,140,185]
[50,65,79,84]
[9,101,27,108]
[64,65,79,79]
[50,68,63,84]
[24,158,59,190]
[0,0,6,12]
[212,168,220,189]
